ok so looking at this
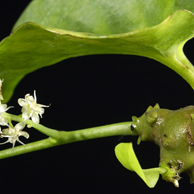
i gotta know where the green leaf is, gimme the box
[2,1,194,101]
[12,0,194,34]
[115,143,166,188]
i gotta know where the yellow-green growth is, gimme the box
[133,105,194,186]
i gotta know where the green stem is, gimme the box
[4,113,58,138]
[0,137,56,159]
[57,121,137,144]
[152,46,194,90]
[0,113,137,159]
[164,55,194,90]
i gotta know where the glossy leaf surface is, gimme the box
[1,1,194,101]
[13,0,194,34]
[115,143,166,188]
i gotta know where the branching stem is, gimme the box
[0,113,137,159]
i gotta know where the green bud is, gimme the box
[146,111,158,124]
[154,103,160,109]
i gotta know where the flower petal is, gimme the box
[19,131,29,139]
[18,98,27,106]
[0,117,8,126]
[31,112,40,124]
[15,122,26,131]
[0,104,7,113]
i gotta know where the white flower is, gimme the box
[18,90,49,124]
[0,122,29,148]
[0,103,12,126]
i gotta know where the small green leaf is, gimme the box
[115,143,166,188]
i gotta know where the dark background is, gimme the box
[1,1,194,193]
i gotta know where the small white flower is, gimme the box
[18,91,49,124]
[0,122,29,148]
[0,103,12,126]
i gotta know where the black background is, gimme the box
[1,1,194,193]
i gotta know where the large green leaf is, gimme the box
[1,1,194,101]
[115,143,166,188]
[13,0,178,34]
[12,0,194,34]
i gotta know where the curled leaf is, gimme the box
[115,143,166,188]
[1,1,194,102]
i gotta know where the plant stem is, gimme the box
[0,113,137,159]
[153,49,194,90]
[4,113,58,138]
[57,121,137,144]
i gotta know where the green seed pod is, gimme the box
[133,105,194,186]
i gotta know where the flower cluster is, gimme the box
[0,79,49,148]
